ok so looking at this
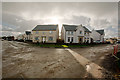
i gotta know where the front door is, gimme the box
[79,37,83,43]
[42,36,46,43]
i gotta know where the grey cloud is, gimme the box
[2,25,14,31]
[2,12,44,32]
[3,2,117,18]
[61,15,92,30]
[69,15,90,25]
[2,2,118,38]
[1,31,23,37]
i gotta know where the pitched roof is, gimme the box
[63,24,78,31]
[25,31,31,35]
[83,26,91,32]
[96,29,104,35]
[63,24,91,32]
[32,25,58,31]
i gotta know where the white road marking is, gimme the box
[65,48,105,78]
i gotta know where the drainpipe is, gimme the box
[65,31,66,43]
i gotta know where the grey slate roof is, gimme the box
[96,29,104,35]
[32,25,58,31]
[83,26,91,32]
[25,31,31,35]
[63,24,91,32]
[63,24,78,31]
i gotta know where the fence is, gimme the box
[113,45,120,70]
[113,45,120,60]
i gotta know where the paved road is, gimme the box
[2,40,114,78]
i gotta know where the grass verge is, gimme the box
[30,43,107,48]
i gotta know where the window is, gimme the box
[42,32,45,34]
[68,37,70,42]
[36,31,39,34]
[68,31,70,35]
[68,31,73,35]
[35,37,39,40]
[71,31,73,35]
[80,31,82,34]
[71,37,73,42]
[49,37,53,41]
[84,37,86,42]
[79,38,82,42]
[49,31,53,34]
[85,32,88,35]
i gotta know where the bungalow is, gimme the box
[32,24,59,43]
[90,29,105,43]
[61,24,91,43]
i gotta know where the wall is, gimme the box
[100,34,105,42]
[90,30,104,42]
[24,34,32,41]
[32,30,57,43]
[61,26,64,40]
[61,25,91,43]
[56,27,59,40]
[75,25,85,43]
[84,32,91,43]
[65,31,76,43]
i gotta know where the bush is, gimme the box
[57,39,64,44]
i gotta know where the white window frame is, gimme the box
[35,36,39,40]
[80,31,82,34]
[49,36,53,41]
[71,31,73,35]
[68,37,70,42]
[68,31,73,35]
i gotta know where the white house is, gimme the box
[24,31,32,41]
[61,24,91,43]
[90,29,105,42]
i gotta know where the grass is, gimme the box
[62,45,68,47]
[30,43,107,48]
[66,44,89,48]
[31,43,63,48]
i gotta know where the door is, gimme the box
[79,37,83,43]
[42,36,46,43]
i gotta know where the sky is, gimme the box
[1,2,119,38]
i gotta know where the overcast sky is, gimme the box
[2,2,118,38]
